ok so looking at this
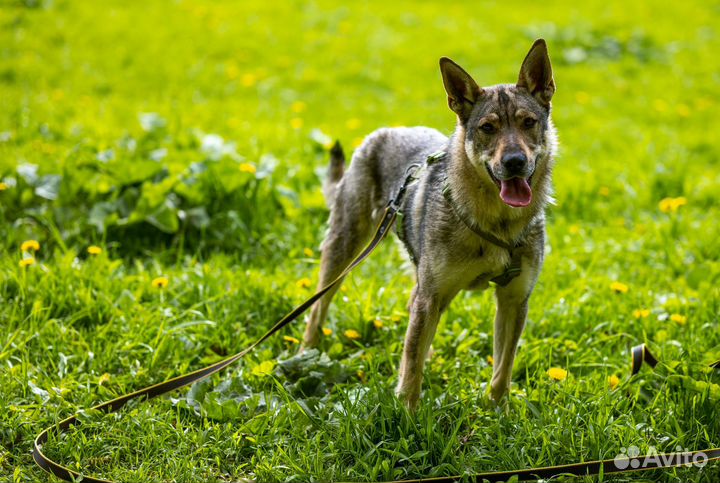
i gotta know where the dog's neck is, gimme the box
[445,124,555,244]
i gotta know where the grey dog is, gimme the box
[302,39,558,410]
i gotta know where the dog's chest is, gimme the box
[433,238,512,292]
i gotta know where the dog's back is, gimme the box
[326,127,447,215]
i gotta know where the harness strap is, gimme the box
[441,181,525,286]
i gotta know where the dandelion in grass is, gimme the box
[283,335,300,344]
[487,355,494,366]
[290,117,303,130]
[670,314,687,325]
[296,277,312,289]
[98,373,111,386]
[0,182,8,191]
[610,281,629,294]
[241,73,257,87]
[239,163,256,174]
[373,319,383,329]
[151,276,169,289]
[19,258,35,268]
[346,118,361,130]
[351,137,364,148]
[87,245,102,255]
[303,247,314,257]
[547,367,567,381]
[659,197,687,213]
[21,240,40,252]
[608,374,620,390]
[676,104,691,118]
[322,327,332,336]
[344,329,361,340]
[633,308,650,319]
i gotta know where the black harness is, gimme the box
[396,151,523,287]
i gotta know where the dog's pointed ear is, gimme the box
[517,39,555,105]
[439,57,482,121]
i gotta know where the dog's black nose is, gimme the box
[501,151,527,174]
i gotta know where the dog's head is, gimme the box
[440,39,556,208]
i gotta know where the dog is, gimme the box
[302,39,557,410]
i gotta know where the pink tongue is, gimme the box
[499,178,532,207]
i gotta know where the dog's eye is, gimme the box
[523,118,537,129]
[479,123,495,134]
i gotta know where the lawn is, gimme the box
[1,0,720,482]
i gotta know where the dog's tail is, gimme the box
[323,140,345,206]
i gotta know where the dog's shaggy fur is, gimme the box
[303,40,558,409]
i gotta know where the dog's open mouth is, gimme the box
[485,162,533,207]
[499,177,532,207]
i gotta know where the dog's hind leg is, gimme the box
[302,148,379,348]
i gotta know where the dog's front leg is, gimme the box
[395,287,443,410]
[490,260,540,403]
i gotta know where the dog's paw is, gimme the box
[395,386,420,412]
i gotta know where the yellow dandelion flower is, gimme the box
[373,319,383,329]
[239,163,257,174]
[322,327,333,336]
[673,197,687,209]
[291,101,306,113]
[303,247,314,257]
[151,276,169,289]
[346,118,361,130]
[547,367,568,381]
[344,329,361,340]
[87,245,102,255]
[658,198,673,213]
[598,186,610,197]
[357,369,366,382]
[351,137,364,148]
[0,182,8,191]
[670,314,687,325]
[296,277,312,289]
[633,308,651,319]
[391,315,402,323]
[676,104,690,118]
[568,224,580,235]
[487,355,494,366]
[659,197,687,213]
[19,258,35,267]
[21,240,40,252]
[241,73,257,87]
[610,282,629,294]
[98,373,111,386]
[283,335,300,344]
[340,285,347,293]
[608,374,620,390]
[290,117,303,130]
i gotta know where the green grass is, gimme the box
[2,0,720,481]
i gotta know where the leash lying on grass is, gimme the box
[33,160,720,482]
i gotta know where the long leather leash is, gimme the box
[32,166,719,482]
